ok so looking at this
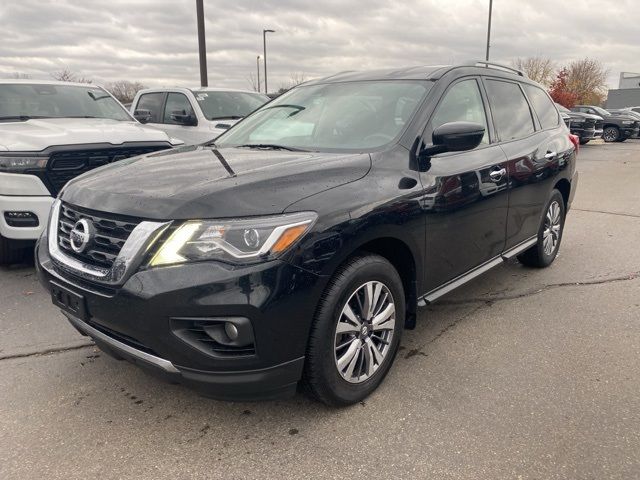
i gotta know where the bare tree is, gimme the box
[288,72,307,87]
[50,68,92,84]
[246,72,259,92]
[512,57,555,87]
[565,58,609,105]
[104,80,147,104]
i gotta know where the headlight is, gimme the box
[0,155,48,172]
[149,211,317,267]
[622,120,633,125]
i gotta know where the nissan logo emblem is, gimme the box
[69,218,95,253]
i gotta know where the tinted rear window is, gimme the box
[523,84,559,129]
[485,80,535,141]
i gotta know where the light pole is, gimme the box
[256,55,261,93]
[485,0,493,62]
[196,0,208,87]
[263,29,275,94]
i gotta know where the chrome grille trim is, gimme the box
[48,199,170,285]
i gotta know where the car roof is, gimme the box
[0,79,105,88]
[304,62,535,86]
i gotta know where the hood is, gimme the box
[566,112,603,121]
[0,117,175,152]
[61,145,371,219]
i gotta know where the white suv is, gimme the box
[0,80,181,264]
[130,87,270,145]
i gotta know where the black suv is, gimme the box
[571,105,640,142]
[556,103,603,145]
[36,62,578,406]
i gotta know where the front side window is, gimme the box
[163,93,195,125]
[430,78,489,145]
[0,84,131,121]
[195,91,270,120]
[485,79,535,141]
[215,80,431,152]
[136,92,165,123]
[523,84,559,129]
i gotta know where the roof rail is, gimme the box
[464,61,527,77]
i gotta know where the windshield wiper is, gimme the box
[0,115,50,122]
[236,144,307,152]
[210,115,243,121]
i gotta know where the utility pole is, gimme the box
[196,0,208,87]
[263,29,275,94]
[485,0,493,62]
[257,56,261,93]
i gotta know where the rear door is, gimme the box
[483,78,567,250]
[420,77,510,294]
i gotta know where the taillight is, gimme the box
[569,133,579,155]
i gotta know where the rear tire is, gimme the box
[0,235,25,266]
[603,126,620,142]
[303,254,405,406]
[517,189,565,268]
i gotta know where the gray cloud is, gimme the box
[1,0,638,90]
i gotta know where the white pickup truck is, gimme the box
[130,87,270,145]
[0,80,181,264]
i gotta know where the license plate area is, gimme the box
[50,281,88,321]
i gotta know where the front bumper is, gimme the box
[36,238,326,401]
[0,172,53,240]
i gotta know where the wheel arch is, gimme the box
[352,237,419,329]
[554,178,571,210]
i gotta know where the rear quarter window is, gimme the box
[523,84,559,130]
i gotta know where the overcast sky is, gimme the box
[1,0,639,91]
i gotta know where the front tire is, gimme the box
[603,126,620,142]
[0,235,25,266]
[518,189,565,268]
[303,254,404,406]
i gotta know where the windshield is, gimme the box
[592,106,610,116]
[194,91,270,120]
[0,83,131,121]
[214,80,431,152]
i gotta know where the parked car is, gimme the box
[608,109,640,138]
[555,103,603,144]
[36,62,577,405]
[570,105,640,142]
[130,87,270,145]
[0,80,181,264]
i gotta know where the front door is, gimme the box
[419,77,509,294]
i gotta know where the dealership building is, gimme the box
[605,72,640,108]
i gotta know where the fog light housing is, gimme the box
[170,317,256,357]
[4,211,39,227]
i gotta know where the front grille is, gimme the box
[46,145,168,195]
[57,202,141,269]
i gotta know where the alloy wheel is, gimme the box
[334,281,396,384]
[543,200,562,256]
[603,127,618,142]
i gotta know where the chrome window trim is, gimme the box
[48,199,169,285]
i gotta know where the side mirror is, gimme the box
[170,110,197,126]
[133,109,152,124]
[421,121,485,158]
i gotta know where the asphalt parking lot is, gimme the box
[1,140,639,480]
